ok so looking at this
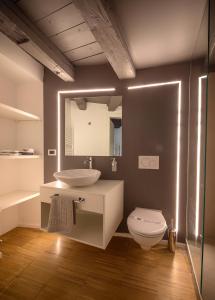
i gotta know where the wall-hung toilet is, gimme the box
[127,208,167,250]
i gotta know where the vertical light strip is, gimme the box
[127,81,182,234]
[57,88,116,172]
[57,92,61,172]
[195,75,207,238]
[175,81,182,233]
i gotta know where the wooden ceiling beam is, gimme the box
[73,0,136,79]
[74,98,87,110]
[107,96,121,111]
[0,0,75,82]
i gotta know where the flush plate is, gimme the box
[138,156,159,170]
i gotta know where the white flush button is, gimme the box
[138,156,159,170]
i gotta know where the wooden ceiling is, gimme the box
[0,0,206,81]
[68,95,122,111]
[16,0,107,66]
[0,0,135,81]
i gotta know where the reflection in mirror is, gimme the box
[65,96,122,156]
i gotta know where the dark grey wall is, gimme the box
[44,62,189,242]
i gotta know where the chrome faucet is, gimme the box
[84,156,93,169]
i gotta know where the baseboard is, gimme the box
[18,224,41,229]
[186,239,202,300]
[114,232,186,248]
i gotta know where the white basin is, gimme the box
[53,169,101,187]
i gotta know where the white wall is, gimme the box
[65,100,122,156]
[0,75,16,106]
[16,81,44,191]
[16,81,43,118]
[0,76,17,151]
[0,76,18,195]
[16,82,43,151]
[18,196,41,228]
[0,33,43,82]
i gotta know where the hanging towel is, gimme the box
[48,194,74,234]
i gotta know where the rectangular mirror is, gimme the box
[65,95,122,156]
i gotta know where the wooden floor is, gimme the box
[0,228,197,300]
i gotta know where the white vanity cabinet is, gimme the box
[40,180,124,249]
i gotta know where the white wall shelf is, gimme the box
[0,36,43,236]
[0,190,40,211]
[0,155,40,159]
[0,102,40,121]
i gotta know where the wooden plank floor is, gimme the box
[0,228,197,300]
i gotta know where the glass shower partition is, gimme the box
[186,0,208,294]
[202,1,215,299]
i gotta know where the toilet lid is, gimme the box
[127,208,167,236]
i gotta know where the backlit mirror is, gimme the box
[65,96,122,156]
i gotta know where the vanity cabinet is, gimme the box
[40,180,124,249]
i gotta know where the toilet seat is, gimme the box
[130,229,164,238]
[127,208,167,237]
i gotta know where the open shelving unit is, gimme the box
[0,191,40,211]
[0,98,43,235]
[0,155,40,159]
[0,34,44,236]
[0,102,41,159]
[0,102,40,121]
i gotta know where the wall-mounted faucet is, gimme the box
[84,156,93,169]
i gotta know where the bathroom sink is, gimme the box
[53,169,101,187]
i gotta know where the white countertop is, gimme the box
[41,180,123,196]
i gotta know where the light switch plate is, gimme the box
[138,156,159,170]
[48,149,56,156]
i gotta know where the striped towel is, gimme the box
[48,194,74,234]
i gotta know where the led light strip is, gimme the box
[127,81,181,90]
[127,80,182,234]
[195,75,207,238]
[58,88,116,94]
[57,88,116,172]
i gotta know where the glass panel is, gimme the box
[186,2,208,290]
[65,96,122,156]
[202,1,215,299]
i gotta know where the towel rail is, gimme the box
[74,197,85,204]
[49,194,85,226]
[73,197,85,224]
